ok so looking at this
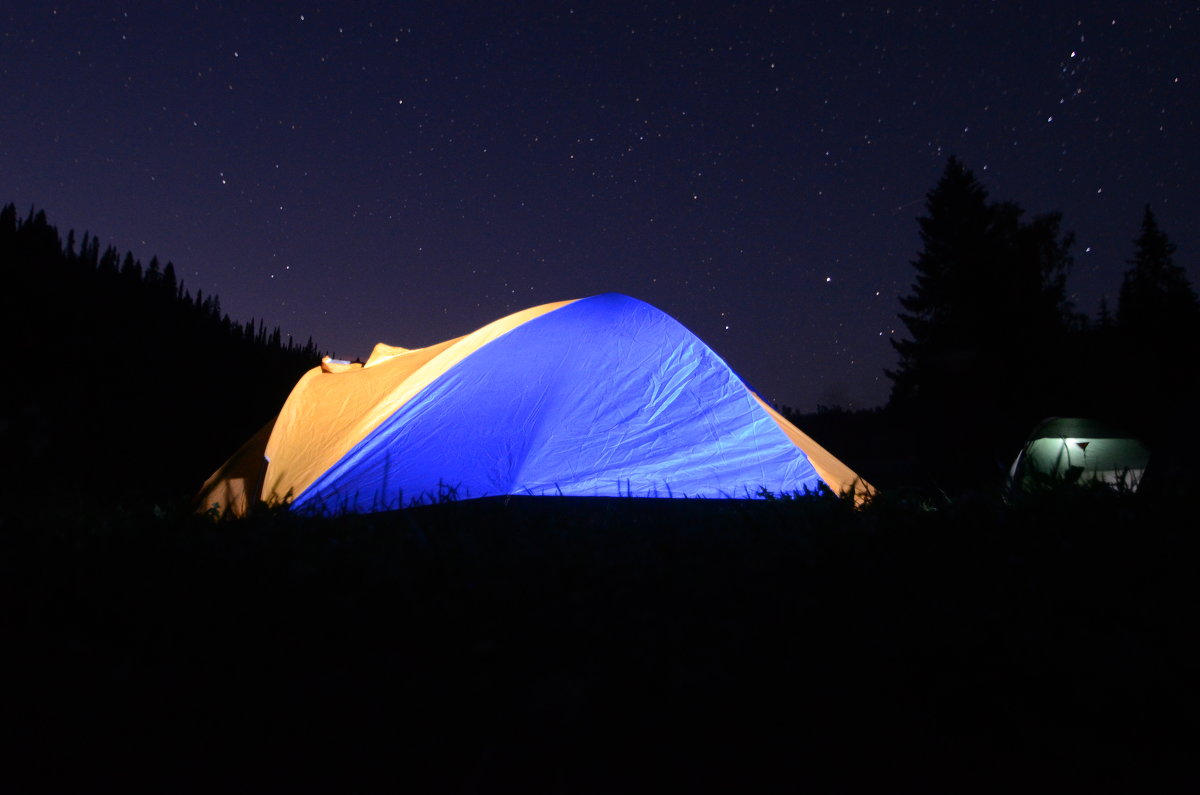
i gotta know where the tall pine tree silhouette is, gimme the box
[1117,205,1199,337]
[1111,206,1199,473]
[888,158,1075,488]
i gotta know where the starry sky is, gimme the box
[3,2,1196,412]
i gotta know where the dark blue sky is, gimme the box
[3,2,1196,411]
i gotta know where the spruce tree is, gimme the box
[1117,205,1199,337]
[889,157,993,409]
[890,158,1073,409]
[162,261,178,296]
[887,157,1075,488]
[1111,205,1199,459]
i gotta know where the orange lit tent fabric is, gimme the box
[197,294,871,515]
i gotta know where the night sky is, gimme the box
[3,2,1196,412]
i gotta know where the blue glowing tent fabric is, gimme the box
[198,293,869,515]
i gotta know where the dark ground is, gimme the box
[3,490,1196,793]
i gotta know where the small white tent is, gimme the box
[1009,418,1150,491]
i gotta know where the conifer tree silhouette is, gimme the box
[887,158,1075,488]
[1108,206,1200,470]
[0,202,325,507]
[1117,205,1199,338]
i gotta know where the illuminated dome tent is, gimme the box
[1008,417,1151,492]
[199,293,871,515]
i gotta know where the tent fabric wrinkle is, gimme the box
[198,293,872,515]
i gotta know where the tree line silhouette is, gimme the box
[0,203,322,509]
[792,157,1200,493]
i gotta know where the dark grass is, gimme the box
[3,488,1197,793]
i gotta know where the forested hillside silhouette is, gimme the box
[0,203,322,508]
